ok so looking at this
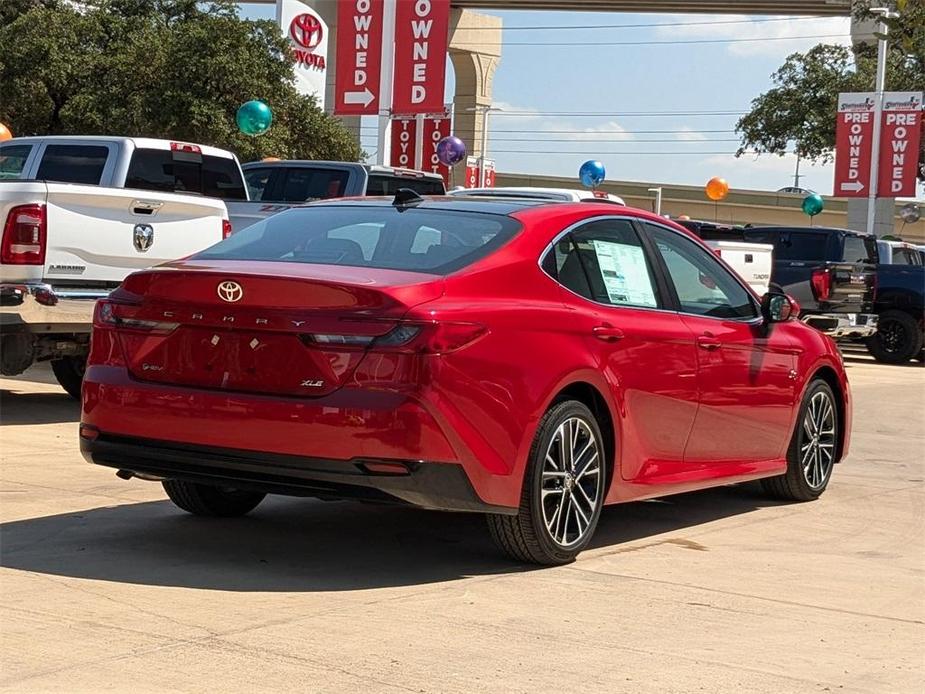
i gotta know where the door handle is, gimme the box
[592,325,625,342]
[696,335,722,351]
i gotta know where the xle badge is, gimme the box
[301,380,324,388]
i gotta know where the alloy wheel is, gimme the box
[540,417,602,548]
[880,320,905,354]
[801,391,836,489]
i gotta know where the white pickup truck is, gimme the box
[0,136,245,397]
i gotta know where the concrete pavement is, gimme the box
[1,356,923,693]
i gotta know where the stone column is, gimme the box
[448,9,503,158]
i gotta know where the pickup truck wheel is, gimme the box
[50,356,86,399]
[162,480,266,517]
[865,310,923,364]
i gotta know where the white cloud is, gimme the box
[675,126,708,142]
[655,14,852,57]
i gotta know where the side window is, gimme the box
[243,167,273,201]
[645,224,757,320]
[0,144,32,179]
[891,248,911,265]
[36,145,109,185]
[542,219,659,308]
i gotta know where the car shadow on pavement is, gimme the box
[0,389,80,426]
[0,482,783,591]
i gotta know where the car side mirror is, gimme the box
[761,292,799,323]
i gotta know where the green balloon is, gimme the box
[236,100,272,136]
[801,193,824,217]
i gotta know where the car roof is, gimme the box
[307,195,553,216]
[747,225,874,237]
[242,159,443,180]
[450,187,626,203]
[5,135,235,159]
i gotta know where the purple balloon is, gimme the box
[436,136,466,166]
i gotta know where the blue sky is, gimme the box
[242,5,889,196]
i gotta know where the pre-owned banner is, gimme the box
[391,0,450,114]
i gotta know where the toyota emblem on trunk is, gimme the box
[133,224,154,252]
[217,281,243,303]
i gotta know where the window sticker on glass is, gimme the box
[590,240,657,307]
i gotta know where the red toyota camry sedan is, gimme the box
[80,194,851,565]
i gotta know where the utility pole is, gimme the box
[866,7,899,236]
[793,153,802,189]
[468,105,501,187]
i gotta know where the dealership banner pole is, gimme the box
[414,114,425,170]
[376,0,397,166]
[865,15,889,236]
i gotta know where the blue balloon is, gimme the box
[579,160,606,188]
[236,100,273,136]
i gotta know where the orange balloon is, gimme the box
[705,176,729,201]
[0,123,12,142]
[261,156,281,162]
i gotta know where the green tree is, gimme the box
[0,0,362,163]
[736,0,924,181]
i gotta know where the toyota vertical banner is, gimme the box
[278,0,329,109]
[334,0,384,115]
[878,92,923,198]
[391,0,450,114]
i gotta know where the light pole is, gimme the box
[866,6,899,237]
[468,105,501,187]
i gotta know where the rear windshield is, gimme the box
[745,230,828,261]
[0,144,32,179]
[194,205,520,274]
[841,234,877,263]
[275,167,350,202]
[126,149,246,200]
[366,174,445,196]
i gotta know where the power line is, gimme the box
[357,126,739,134]
[488,150,764,155]
[468,137,742,143]
[490,111,746,117]
[463,33,846,47]
[500,16,833,31]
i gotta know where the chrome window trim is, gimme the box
[536,214,676,315]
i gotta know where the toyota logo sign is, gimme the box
[217,281,243,303]
[290,13,323,50]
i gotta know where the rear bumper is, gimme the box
[81,365,518,512]
[0,283,108,334]
[80,432,514,514]
[801,312,878,339]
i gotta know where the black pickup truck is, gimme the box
[736,226,879,340]
[866,240,924,363]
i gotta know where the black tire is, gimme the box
[50,355,86,399]
[487,400,606,565]
[761,379,838,502]
[162,480,265,517]
[865,310,924,364]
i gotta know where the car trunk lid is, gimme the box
[110,262,443,397]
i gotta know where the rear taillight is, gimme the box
[307,321,486,355]
[93,299,177,334]
[1,204,46,265]
[222,219,233,239]
[811,268,832,301]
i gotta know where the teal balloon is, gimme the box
[801,193,824,217]
[236,100,273,136]
[579,160,606,188]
